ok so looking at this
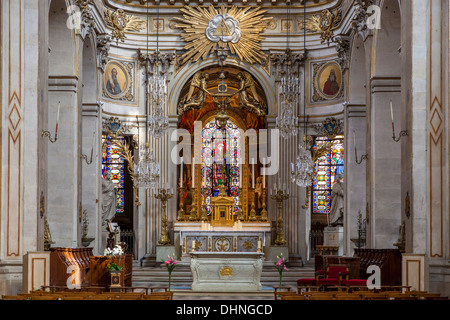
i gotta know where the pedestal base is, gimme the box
[156,245,177,265]
[264,245,289,265]
[323,226,344,256]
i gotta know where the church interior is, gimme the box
[1,0,450,302]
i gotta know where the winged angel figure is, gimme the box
[299,9,342,45]
[104,9,147,44]
[178,71,211,114]
[237,72,267,116]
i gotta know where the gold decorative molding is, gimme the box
[104,8,147,43]
[298,9,342,45]
[173,5,271,66]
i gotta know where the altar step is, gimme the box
[131,262,315,291]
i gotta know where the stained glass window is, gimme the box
[312,135,344,214]
[102,135,125,214]
[201,119,241,215]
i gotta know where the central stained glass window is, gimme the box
[201,119,241,215]
[312,135,344,214]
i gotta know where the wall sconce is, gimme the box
[80,154,93,165]
[392,130,409,143]
[42,101,60,143]
[356,154,369,165]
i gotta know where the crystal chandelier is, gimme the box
[276,76,299,138]
[147,71,168,138]
[146,1,168,139]
[291,142,314,187]
[291,2,314,188]
[133,142,160,189]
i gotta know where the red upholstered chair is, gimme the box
[316,265,349,286]
[297,270,326,288]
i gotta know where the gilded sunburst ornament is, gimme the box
[173,5,271,65]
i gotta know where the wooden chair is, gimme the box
[143,294,171,300]
[317,264,349,287]
[308,294,335,300]
[149,292,174,300]
[60,296,86,300]
[90,295,111,300]
[282,295,306,300]
[335,294,362,300]
[362,292,389,300]
[2,295,26,300]
[30,295,64,300]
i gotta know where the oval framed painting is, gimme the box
[104,61,130,99]
[315,62,342,100]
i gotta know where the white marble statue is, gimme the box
[329,174,344,227]
[102,172,117,226]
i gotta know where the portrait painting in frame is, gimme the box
[315,61,342,100]
[104,61,130,99]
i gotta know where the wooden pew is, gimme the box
[50,247,93,287]
[353,249,402,286]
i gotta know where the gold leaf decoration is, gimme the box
[173,5,271,65]
[299,9,342,45]
[104,9,147,44]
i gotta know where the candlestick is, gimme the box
[260,188,268,222]
[239,163,242,188]
[192,157,195,189]
[90,129,95,162]
[249,188,257,221]
[155,187,174,246]
[390,100,394,122]
[189,187,198,221]
[262,168,265,189]
[180,157,183,188]
[177,187,185,221]
[252,159,255,188]
[55,102,60,140]
[271,189,289,246]
[390,100,396,138]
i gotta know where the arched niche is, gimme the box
[176,65,268,133]
[348,34,367,105]
[48,0,76,76]
[82,34,98,104]
[169,58,276,117]
[372,0,401,77]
